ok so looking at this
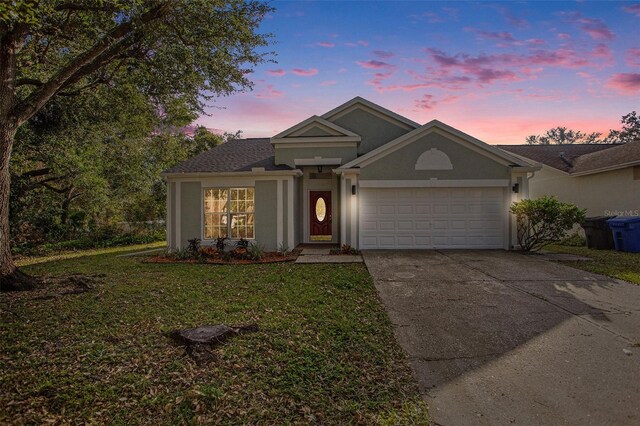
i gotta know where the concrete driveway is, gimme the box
[363,250,640,426]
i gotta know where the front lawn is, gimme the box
[1,246,427,424]
[545,244,640,284]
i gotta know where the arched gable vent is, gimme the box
[415,148,453,170]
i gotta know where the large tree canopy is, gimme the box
[526,111,640,145]
[0,0,273,290]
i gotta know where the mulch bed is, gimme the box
[145,250,300,265]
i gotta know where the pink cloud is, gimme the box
[623,4,640,16]
[317,42,335,48]
[355,60,395,69]
[579,18,615,40]
[526,38,545,45]
[557,33,571,40]
[504,11,528,29]
[606,73,640,93]
[468,28,516,42]
[373,50,395,59]
[415,94,436,110]
[255,84,284,99]
[375,83,434,93]
[626,48,640,67]
[338,67,347,73]
[320,80,337,86]
[266,69,286,77]
[291,68,319,77]
[562,12,615,41]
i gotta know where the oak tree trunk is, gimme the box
[0,126,35,291]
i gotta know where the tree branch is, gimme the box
[16,78,43,87]
[12,2,172,125]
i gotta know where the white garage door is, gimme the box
[359,187,506,249]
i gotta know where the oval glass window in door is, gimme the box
[315,197,327,222]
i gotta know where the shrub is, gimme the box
[277,242,290,256]
[247,242,265,260]
[510,196,586,252]
[187,238,201,255]
[559,232,587,247]
[199,246,218,258]
[172,247,192,260]
[330,244,360,255]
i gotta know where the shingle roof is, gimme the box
[162,138,293,174]
[571,141,640,174]
[498,144,624,173]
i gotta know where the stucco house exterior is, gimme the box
[162,97,539,251]
[499,142,640,217]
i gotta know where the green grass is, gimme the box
[1,245,428,425]
[546,244,640,284]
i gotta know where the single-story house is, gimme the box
[499,142,640,217]
[162,97,539,251]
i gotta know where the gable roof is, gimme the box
[162,138,293,175]
[571,141,640,175]
[339,119,537,170]
[321,96,420,130]
[271,115,361,140]
[498,143,638,175]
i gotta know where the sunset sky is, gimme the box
[197,1,640,145]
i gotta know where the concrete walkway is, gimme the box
[363,250,640,426]
[294,246,363,264]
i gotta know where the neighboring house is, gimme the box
[499,142,640,217]
[162,97,539,251]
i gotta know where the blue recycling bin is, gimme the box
[606,217,640,253]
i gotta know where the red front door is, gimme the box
[310,191,332,241]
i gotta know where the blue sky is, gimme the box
[197,1,640,144]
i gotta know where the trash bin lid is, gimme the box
[607,216,640,225]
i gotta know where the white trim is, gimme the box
[287,177,294,249]
[161,170,302,179]
[570,160,640,176]
[273,142,359,149]
[333,168,361,175]
[175,181,181,247]
[271,136,361,144]
[349,175,358,247]
[277,179,283,247]
[340,176,347,246]
[338,121,534,170]
[321,96,420,130]
[272,115,361,139]
[359,179,510,188]
[503,186,511,250]
[166,182,172,249]
[294,157,342,166]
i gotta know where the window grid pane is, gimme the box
[204,187,254,239]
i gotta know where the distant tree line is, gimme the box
[526,111,640,145]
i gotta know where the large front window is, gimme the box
[204,188,255,239]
